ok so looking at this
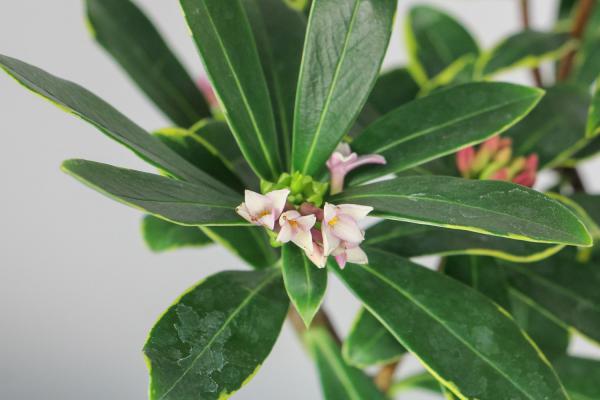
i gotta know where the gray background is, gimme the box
[1,1,600,399]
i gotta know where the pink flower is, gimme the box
[305,229,327,269]
[236,189,290,230]
[332,242,368,269]
[512,154,538,187]
[322,203,373,256]
[327,143,386,195]
[277,210,316,253]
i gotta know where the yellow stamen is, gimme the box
[328,216,339,227]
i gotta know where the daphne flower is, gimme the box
[236,189,290,230]
[327,143,386,195]
[277,210,316,253]
[332,242,368,269]
[322,203,373,255]
[305,229,327,268]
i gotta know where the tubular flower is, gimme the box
[455,136,539,187]
[277,210,316,253]
[236,189,290,230]
[327,143,386,195]
[306,229,327,269]
[322,203,373,268]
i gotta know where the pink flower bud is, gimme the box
[456,146,475,177]
[198,77,218,108]
[327,143,386,195]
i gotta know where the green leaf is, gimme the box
[334,248,569,400]
[62,159,243,226]
[445,256,511,308]
[281,244,327,326]
[366,220,564,263]
[292,0,397,176]
[570,193,600,227]
[0,54,233,194]
[553,356,600,400]
[306,327,387,400]
[406,5,479,84]
[477,30,573,78]
[509,290,569,362]
[333,176,592,247]
[505,84,590,169]
[180,0,282,180]
[572,33,600,86]
[351,67,420,137]
[85,0,211,127]
[504,248,600,343]
[548,192,600,239]
[153,127,244,192]
[202,226,279,269]
[142,215,212,252]
[243,0,306,167]
[587,79,600,138]
[144,268,288,400]
[347,82,544,185]
[190,120,260,191]
[343,308,405,368]
[389,372,441,396]
[569,135,600,164]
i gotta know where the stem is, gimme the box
[558,166,587,192]
[519,0,544,87]
[375,359,403,392]
[558,0,596,81]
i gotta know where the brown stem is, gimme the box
[375,360,402,392]
[558,166,587,192]
[519,0,544,87]
[558,0,596,81]
[287,306,341,345]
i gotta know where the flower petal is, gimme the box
[258,211,276,230]
[323,203,337,222]
[235,203,254,224]
[245,190,272,216]
[337,204,373,221]
[322,224,340,256]
[332,216,365,243]
[346,246,368,265]
[306,245,326,268]
[266,189,290,217]
[296,214,317,231]
[292,230,314,254]
[277,224,293,243]
[335,253,347,269]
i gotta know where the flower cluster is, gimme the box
[456,136,538,187]
[236,143,385,268]
[236,190,373,268]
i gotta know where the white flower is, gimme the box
[322,203,373,255]
[277,210,316,253]
[305,229,327,269]
[236,189,290,230]
[332,242,368,269]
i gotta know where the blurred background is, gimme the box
[1,1,600,399]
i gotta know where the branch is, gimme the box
[519,0,544,87]
[558,0,596,81]
[375,359,403,392]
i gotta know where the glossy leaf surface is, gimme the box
[292,0,397,175]
[504,249,600,343]
[282,244,327,326]
[505,84,590,169]
[144,269,288,400]
[333,176,592,246]
[62,159,243,226]
[407,5,479,83]
[181,0,282,180]
[366,220,563,263]
[348,82,544,184]
[587,80,600,138]
[243,0,306,167]
[334,248,569,399]
[509,290,569,361]
[142,215,212,252]
[306,328,387,400]
[202,226,278,269]
[86,0,210,127]
[479,30,572,78]
[0,54,232,193]
[553,356,600,400]
[343,308,405,368]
